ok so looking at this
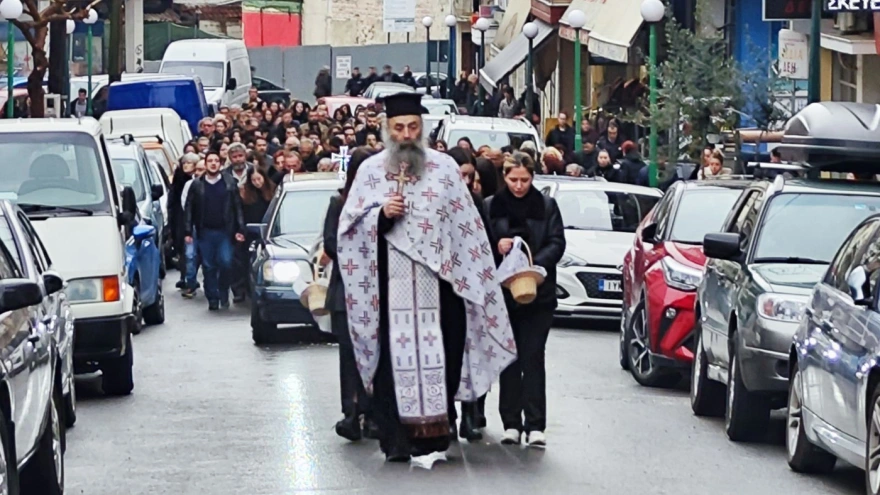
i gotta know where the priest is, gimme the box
[337,92,517,461]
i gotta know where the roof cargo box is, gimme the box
[779,102,880,171]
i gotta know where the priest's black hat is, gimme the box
[380,92,428,119]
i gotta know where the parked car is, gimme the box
[140,138,178,182]
[0,200,77,427]
[532,176,661,320]
[0,212,67,494]
[252,76,291,107]
[124,222,164,333]
[620,179,748,387]
[248,174,341,344]
[435,115,545,152]
[362,82,415,100]
[691,176,880,442]
[408,72,448,95]
[99,107,192,160]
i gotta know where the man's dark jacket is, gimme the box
[184,174,246,238]
[345,75,366,96]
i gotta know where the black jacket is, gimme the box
[379,72,403,84]
[167,167,192,244]
[184,174,246,239]
[323,193,346,313]
[344,75,366,96]
[587,162,627,183]
[618,151,647,185]
[486,187,565,309]
[314,71,332,99]
[546,125,575,156]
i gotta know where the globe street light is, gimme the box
[641,0,664,187]
[474,16,490,115]
[523,21,538,126]
[445,14,456,96]
[1,0,23,118]
[422,16,433,94]
[567,9,586,154]
[84,8,98,116]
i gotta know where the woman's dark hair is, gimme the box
[342,146,379,202]
[475,157,498,197]
[456,136,474,149]
[446,146,474,167]
[242,167,276,203]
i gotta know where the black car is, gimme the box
[253,76,291,107]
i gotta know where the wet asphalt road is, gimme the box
[64,277,866,495]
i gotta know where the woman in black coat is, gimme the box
[322,147,379,442]
[486,153,565,448]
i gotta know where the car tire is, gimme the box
[131,278,143,336]
[787,364,836,473]
[251,304,276,345]
[143,282,165,325]
[102,333,134,396]
[867,381,880,495]
[64,379,76,429]
[725,341,770,442]
[619,307,630,371]
[20,384,64,495]
[627,299,680,388]
[0,403,20,495]
[690,318,725,417]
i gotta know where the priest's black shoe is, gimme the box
[363,419,381,440]
[385,448,410,463]
[334,416,362,442]
[458,415,483,442]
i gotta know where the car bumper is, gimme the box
[646,280,697,365]
[738,318,797,393]
[74,314,136,362]
[253,286,316,325]
[555,265,622,320]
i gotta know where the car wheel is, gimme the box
[143,282,165,325]
[627,299,679,388]
[0,402,19,495]
[20,384,64,495]
[690,318,725,417]
[251,304,276,345]
[619,307,630,371]
[131,278,143,335]
[64,374,76,429]
[787,364,835,473]
[102,333,134,396]
[725,341,770,442]
[867,382,880,495]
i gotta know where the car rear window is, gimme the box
[669,189,742,244]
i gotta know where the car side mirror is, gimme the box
[703,232,742,260]
[640,223,657,244]
[0,278,43,313]
[151,183,163,201]
[247,223,267,245]
[42,271,64,296]
[226,77,237,91]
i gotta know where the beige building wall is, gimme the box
[302,0,452,46]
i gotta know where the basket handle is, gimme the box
[513,237,533,267]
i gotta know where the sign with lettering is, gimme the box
[825,0,880,12]
[559,25,589,44]
[383,0,416,32]
[778,29,809,79]
[335,56,351,79]
[763,0,812,20]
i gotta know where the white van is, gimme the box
[0,118,138,395]
[158,39,252,107]
[99,107,192,159]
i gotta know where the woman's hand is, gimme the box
[498,238,514,255]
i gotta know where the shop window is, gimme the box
[833,52,858,102]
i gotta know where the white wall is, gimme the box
[302,0,451,46]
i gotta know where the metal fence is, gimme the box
[247,42,445,102]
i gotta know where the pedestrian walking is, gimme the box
[170,153,201,291]
[314,66,332,99]
[487,153,565,447]
[181,159,207,297]
[184,151,246,311]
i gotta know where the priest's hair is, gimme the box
[382,124,426,176]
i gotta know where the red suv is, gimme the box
[620,180,748,387]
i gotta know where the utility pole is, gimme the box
[108,0,123,82]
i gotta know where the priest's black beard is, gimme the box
[383,129,426,177]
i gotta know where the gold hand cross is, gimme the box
[395,162,410,194]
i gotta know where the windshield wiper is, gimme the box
[752,256,827,265]
[19,203,94,216]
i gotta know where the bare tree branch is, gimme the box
[10,19,37,47]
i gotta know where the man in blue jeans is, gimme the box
[184,151,246,310]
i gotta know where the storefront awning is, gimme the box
[560,0,644,64]
[492,0,531,51]
[559,0,603,31]
[479,19,555,91]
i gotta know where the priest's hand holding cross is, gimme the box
[383,162,409,219]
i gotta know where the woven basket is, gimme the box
[302,260,329,317]
[508,243,538,305]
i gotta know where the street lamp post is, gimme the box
[1,0,23,118]
[65,19,75,115]
[474,17,489,115]
[641,0,664,188]
[568,9,586,153]
[84,8,98,116]
[445,14,456,97]
[422,16,433,95]
[523,22,538,126]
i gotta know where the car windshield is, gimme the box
[271,189,336,239]
[160,61,223,88]
[670,189,742,244]
[109,158,147,202]
[447,130,536,150]
[144,148,171,176]
[0,132,109,211]
[754,193,880,263]
[555,190,659,232]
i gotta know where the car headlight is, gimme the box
[558,252,588,268]
[757,293,808,322]
[66,276,120,304]
[661,257,703,291]
[262,260,313,285]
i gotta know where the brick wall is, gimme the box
[302,0,451,46]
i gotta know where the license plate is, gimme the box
[599,279,621,292]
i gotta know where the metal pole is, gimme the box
[526,37,533,124]
[64,33,71,113]
[574,28,583,153]
[426,28,431,94]
[648,22,658,187]
[436,41,440,96]
[447,25,455,95]
[87,24,93,115]
[478,30,485,114]
[6,23,13,118]
[807,0,821,104]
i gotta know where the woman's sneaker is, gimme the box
[500,429,521,445]
[526,431,546,448]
